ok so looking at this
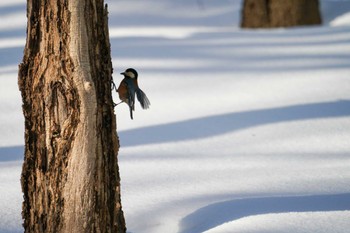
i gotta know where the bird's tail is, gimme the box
[129,105,133,120]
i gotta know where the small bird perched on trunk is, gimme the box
[116,68,150,119]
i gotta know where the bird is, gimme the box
[116,68,150,119]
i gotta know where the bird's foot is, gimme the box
[113,101,123,107]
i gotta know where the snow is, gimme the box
[1,0,350,232]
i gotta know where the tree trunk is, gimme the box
[241,0,322,28]
[18,0,126,232]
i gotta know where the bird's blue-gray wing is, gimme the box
[124,79,136,109]
[124,78,136,119]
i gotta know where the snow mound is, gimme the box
[1,1,350,233]
[330,12,350,26]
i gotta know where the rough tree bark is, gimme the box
[241,0,322,28]
[18,0,126,232]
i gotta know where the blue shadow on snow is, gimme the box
[179,193,350,233]
[119,100,350,147]
[3,100,350,159]
[0,146,24,162]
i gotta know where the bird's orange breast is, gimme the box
[117,81,128,102]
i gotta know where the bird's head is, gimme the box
[121,68,138,79]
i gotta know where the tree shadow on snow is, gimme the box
[111,25,350,73]
[0,145,23,162]
[4,100,349,160]
[119,100,350,147]
[178,193,350,233]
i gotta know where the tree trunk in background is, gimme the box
[18,0,126,232]
[241,0,322,28]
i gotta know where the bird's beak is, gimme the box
[120,72,125,75]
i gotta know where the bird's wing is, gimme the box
[124,78,136,110]
[136,88,151,109]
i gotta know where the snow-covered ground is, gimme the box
[1,0,350,232]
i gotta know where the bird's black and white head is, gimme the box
[121,68,138,79]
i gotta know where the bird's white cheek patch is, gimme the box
[126,71,135,79]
